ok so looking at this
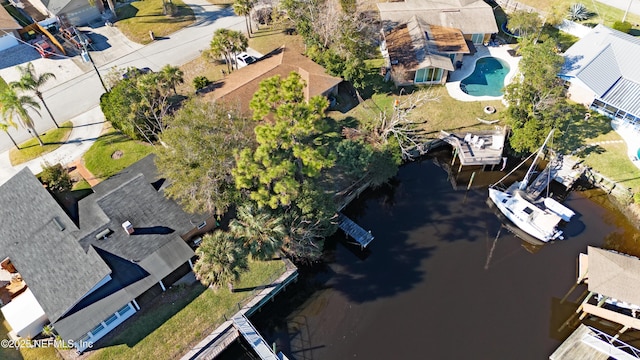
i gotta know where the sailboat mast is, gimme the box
[518,129,555,191]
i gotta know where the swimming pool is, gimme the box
[460,57,510,97]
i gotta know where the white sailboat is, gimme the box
[488,129,575,243]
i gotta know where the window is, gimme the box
[471,33,484,44]
[118,304,132,316]
[523,207,533,215]
[105,314,118,326]
[90,324,105,336]
[415,68,427,83]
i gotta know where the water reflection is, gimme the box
[219,150,637,360]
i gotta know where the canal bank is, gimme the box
[218,148,637,360]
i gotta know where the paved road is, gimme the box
[0,0,244,152]
[596,0,640,18]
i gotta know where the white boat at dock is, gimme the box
[488,129,575,244]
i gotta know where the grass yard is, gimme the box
[578,131,640,192]
[513,0,640,32]
[86,259,286,360]
[83,126,153,180]
[9,121,73,165]
[0,313,59,360]
[340,85,505,137]
[115,0,195,44]
[176,56,227,95]
[248,28,306,56]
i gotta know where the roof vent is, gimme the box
[53,217,65,231]
[122,221,134,235]
[96,228,112,240]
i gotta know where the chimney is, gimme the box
[122,221,134,235]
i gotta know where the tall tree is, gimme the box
[10,62,59,128]
[209,29,248,73]
[233,0,254,37]
[159,64,184,95]
[503,38,566,153]
[229,204,286,260]
[233,73,337,209]
[194,231,248,289]
[0,87,43,146]
[507,10,542,39]
[156,100,254,215]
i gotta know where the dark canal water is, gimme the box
[219,150,636,360]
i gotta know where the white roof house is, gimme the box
[560,24,640,124]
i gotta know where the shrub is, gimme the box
[193,76,210,91]
[39,162,72,193]
[613,21,632,33]
[634,192,640,204]
[567,3,590,21]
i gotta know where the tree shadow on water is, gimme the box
[327,153,495,304]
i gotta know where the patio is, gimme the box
[445,44,521,102]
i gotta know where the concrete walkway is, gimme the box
[445,44,521,102]
[0,106,105,185]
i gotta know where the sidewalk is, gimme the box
[0,106,104,186]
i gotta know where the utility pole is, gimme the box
[623,0,633,23]
[81,41,109,93]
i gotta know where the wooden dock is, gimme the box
[550,324,640,360]
[338,213,374,248]
[180,260,298,360]
[439,128,507,166]
[232,314,289,360]
[527,155,585,199]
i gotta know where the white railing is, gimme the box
[586,326,640,359]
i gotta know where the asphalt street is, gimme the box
[0,0,244,152]
[597,0,640,19]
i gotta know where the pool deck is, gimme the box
[445,44,521,102]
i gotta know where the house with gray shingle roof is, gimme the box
[0,155,203,353]
[560,24,640,126]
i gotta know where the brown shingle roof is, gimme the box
[0,5,22,30]
[385,16,463,72]
[210,46,342,115]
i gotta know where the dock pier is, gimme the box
[527,155,585,199]
[338,212,374,249]
[180,259,298,360]
[232,314,289,360]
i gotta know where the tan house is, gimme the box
[381,16,470,85]
[377,0,499,45]
[210,46,343,115]
[0,5,22,51]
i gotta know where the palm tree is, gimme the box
[0,87,43,146]
[0,118,19,149]
[209,29,248,73]
[233,0,254,37]
[160,65,184,95]
[194,231,248,289]
[11,62,59,128]
[230,204,286,260]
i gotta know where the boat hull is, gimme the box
[488,188,564,243]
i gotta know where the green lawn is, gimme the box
[8,121,73,165]
[248,28,306,56]
[115,0,195,44]
[83,128,153,180]
[87,259,287,360]
[578,131,640,192]
[513,0,640,32]
[1,313,59,360]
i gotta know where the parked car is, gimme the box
[34,40,54,58]
[234,53,257,68]
[122,67,153,79]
